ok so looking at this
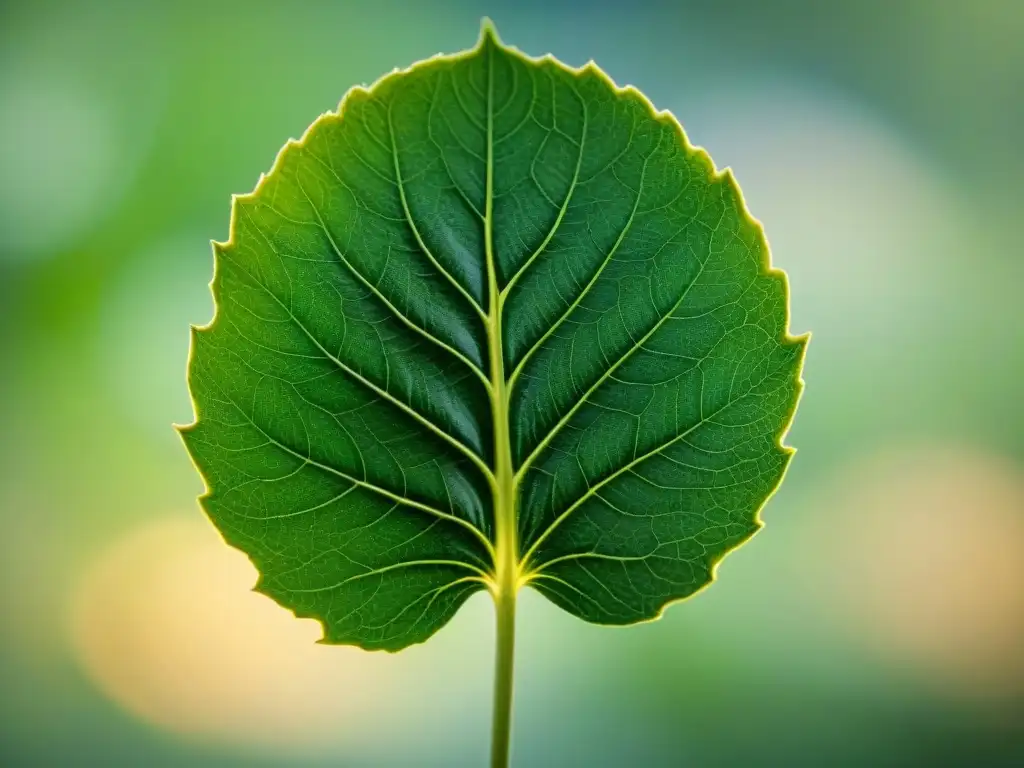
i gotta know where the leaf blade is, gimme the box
[182,23,805,650]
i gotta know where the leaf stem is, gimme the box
[490,583,516,768]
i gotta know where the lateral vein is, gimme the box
[387,100,489,322]
[505,128,661,395]
[284,559,492,593]
[218,247,495,484]
[499,76,587,302]
[514,252,709,481]
[294,181,493,393]
[520,366,793,569]
[210,382,496,559]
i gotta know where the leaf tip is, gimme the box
[479,17,501,47]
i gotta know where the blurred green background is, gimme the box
[2,0,1022,765]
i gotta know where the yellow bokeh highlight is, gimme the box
[69,514,465,755]
[805,444,1024,700]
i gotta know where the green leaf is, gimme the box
[180,23,806,654]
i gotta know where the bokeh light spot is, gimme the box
[682,80,967,341]
[804,444,1024,700]
[95,235,214,443]
[70,514,491,758]
[0,71,118,261]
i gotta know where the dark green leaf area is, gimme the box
[182,28,804,650]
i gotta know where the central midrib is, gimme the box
[482,36,521,597]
